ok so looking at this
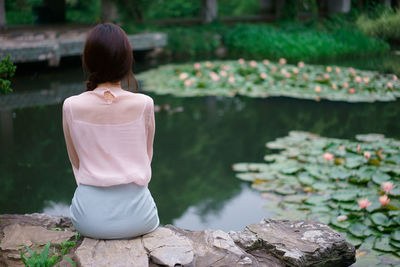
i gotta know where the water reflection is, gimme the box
[1,63,400,231]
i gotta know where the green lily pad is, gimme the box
[372,172,391,185]
[348,222,372,238]
[344,234,363,248]
[374,236,396,252]
[304,195,329,205]
[298,172,314,185]
[283,194,307,204]
[330,216,350,229]
[371,213,391,227]
[389,239,400,249]
[275,186,296,196]
[331,190,358,202]
[389,188,400,197]
[330,169,351,180]
[391,230,400,242]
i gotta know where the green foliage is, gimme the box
[233,131,400,264]
[356,9,400,41]
[223,23,389,62]
[137,59,400,102]
[65,0,101,23]
[20,242,61,267]
[0,55,16,95]
[145,0,201,19]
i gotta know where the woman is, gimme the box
[62,23,159,239]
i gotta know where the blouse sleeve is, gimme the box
[146,97,155,162]
[62,98,80,182]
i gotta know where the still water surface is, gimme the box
[1,59,400,231]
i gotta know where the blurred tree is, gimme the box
[202,0,218,23]
[0,0,5,29]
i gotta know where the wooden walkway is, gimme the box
[0,26,167,66]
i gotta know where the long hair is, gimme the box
[82,23,138,92]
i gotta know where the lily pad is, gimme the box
[331,190,358,202]
[348,222,372,238]
[371,213,391,227]
[391,230,400,242]
[374,236,396,252]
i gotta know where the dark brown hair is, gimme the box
[83,23,138,92]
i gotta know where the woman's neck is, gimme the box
[97,81,122,89]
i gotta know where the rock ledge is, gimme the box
[0,213,355,267]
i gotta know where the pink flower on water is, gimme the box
[271,66,277,72]
[326,66,332,72]
[228,76,235,84]
[193,63,201,70]
[285,73,292,78]
[331,83,337,90]
[205,61,213,68]
[363,151,371,159]
[298,61,305,68]
[358,198,372,209]
[335,67,341,73]
[323,152,334,161]
[179,72,189,80]
[184,78,195,87]
[209,72,220,82]
[337,215,348,222]
[349,88,355,94]
[292,68,299,74]
[249,60,257,67]
[303,74,308,80]
[343,82,349,89]
[338,145,345,150]
[220,65,230,70]
[196,71,202,78]
[324,73,330,80]
[279,58,287,65]
[354,76,362,83]
[281,68,287,75]
[315,85,321,93]
[238,58,245,65]
[363,76,370,83]
[349,67,355,74]
[263,59,270,65]
[381,182,395,193]
[220,70,227,77]
[387,82,393,89]
[260,73,267,79]
[393,75,398,81]
[379,195,390,206]
[357,145,361,153]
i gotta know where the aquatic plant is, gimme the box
[0,55,16,95]
[137,60,400,102]
[232,132,400,265]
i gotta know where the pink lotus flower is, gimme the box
[302,74,308,80]
[279,58,287,65]
[381,182,395,193]
[349,67,355,73]
[338,145,345,150]
[343,82,349,89]
[379,195,390,206]
[259,73,267,79]
[326,66,332,72]
[193,63,201,70]
[357,145,361,153]
[354,76,362,83]
[196,72,202,78]
[323,152,334,161]
[335,67,341,73]
[238,58,245,65]
[349,88,355,94]
[205,61,213,68]
[315,97,321,102]
[249,60,257,67]
[387,82,393,89]
[363,76,370,83]
[271,66,277,72]
[220,70,227,77]
[393,75,398,81]
[179,72,189,80]
[285,73,292,78]
[263,59,270,65]
[363,151,371,159]
[331,83,337,90]
[209,72,220,82]
[298,61,305,68]
[281,69,287,74]
[228,76,235,84]
[184,78,195,87]
[292,68,299,74]
[220,65,230,70]
[337,215,348,222]
[315,85,322,93]
[358,198,372,209]
[324,73,330,80]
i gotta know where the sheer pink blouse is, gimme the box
[62,87,155,187]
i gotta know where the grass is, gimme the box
[357,9,400,41]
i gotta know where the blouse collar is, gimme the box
[93,87,126,104]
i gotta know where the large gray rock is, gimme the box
[0,214,355,267]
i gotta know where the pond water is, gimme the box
[1,57,400,232]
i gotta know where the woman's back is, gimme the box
[63,88,155,187]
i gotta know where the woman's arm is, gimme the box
[62,99,80,178]
[146,97,155,162]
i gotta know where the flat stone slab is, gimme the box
[0,214,355,267]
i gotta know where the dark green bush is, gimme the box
[0,56,16,95]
